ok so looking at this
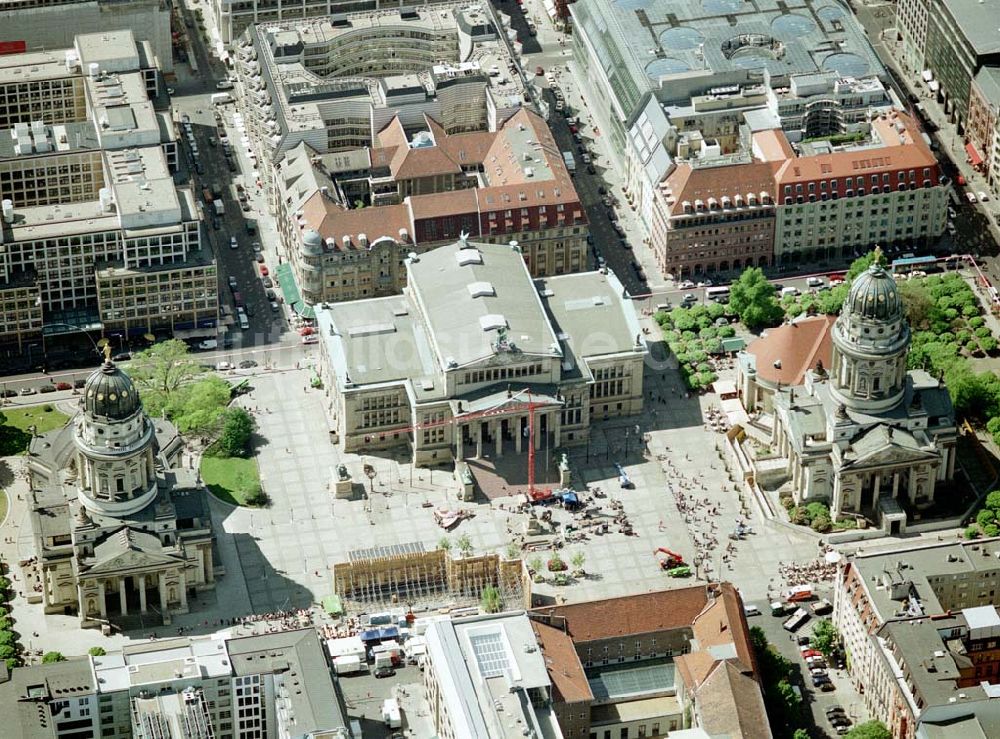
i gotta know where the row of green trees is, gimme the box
[654,302,737,390]
[0,565,21,671]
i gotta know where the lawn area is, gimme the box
[200,454,265,507]
[0,405,71,455]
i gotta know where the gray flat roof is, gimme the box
[537,269,643,365]
[852,538,1000,622]
[408,239,561,369]
[318,294,435,388]
[941,0,1000,56]
[226,629,348,735]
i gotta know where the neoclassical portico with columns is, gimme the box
[316,237,646,467]
[741,252,958,533]
[27,352,219,627]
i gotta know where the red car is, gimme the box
[298,326,315,336]
[569,125,578,134]
[801,649,822,659]
[259,265,269,277]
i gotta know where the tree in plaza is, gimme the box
[528,556,543,574]
[127,339,206,412]
[437,537,452,553]
[456,534,473,557]
[728,268,784,330]
[810,619,840,657]
[217,408,255,457]
[172,376,234,436]
[42,651,66,663]
[845,720,892,739]
[505,542,520,560]
[480,586,502,614]
[570,551,586,574]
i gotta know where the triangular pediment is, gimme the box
[87,548,182,574]
[842,425,939,469]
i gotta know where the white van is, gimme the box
[238,313,250,330]
[781,286,800,297]
[806,276,824,288]
[197,339,218,350]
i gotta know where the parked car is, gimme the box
[265,288,277,300]
[238,360,257,369]
[55,382,73,391]
[73,379,86,389]
[978,191,990,202]
[262,276,273,288]
[260,265,269,277]
[801,648,822,659]
[255,253,265,264]
[39,385,57,394]
[112,352,132,362]
[228,276,238,291]
[270,301,280,312]
[230,237,239,250]
[374,666,395,679]
[19,387,37,396]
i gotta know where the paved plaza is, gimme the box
[1,345,824,656]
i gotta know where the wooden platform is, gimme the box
[465,439,561,500]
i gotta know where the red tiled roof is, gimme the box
[530,585,710,642]
[772,111,936,185]
[663,161,778,216]
[746,315,836,386]
[299,192,412,246]
[530,620,593,704]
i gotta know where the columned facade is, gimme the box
[27,354,219,628]
[748,254,959,534]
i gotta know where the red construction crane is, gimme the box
[653,547,685,569]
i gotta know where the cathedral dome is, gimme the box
[845,261,902,322]
[83,358,141,420]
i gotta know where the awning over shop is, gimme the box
[276,263,315,320]
[966,142,984,167]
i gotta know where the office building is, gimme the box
[234,3,526,198]
[0,0,172,72]
[424,611,563,739]
[833,538,1000,739]
[654,109,946,278]
[0,31,216,363]
[923,0,1000,129]
[26,356,218,626]
[276,106,587,309]
[570,0,885,215]
[529,583,770,739]
[316,236,645,465]
[895,0,931,77]
[211,0,456,45]
[0,628,353,738]
[737,254,957,531]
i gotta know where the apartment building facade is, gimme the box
[833,538,1000,739]
[967,67,1000,192]
[277,107,588,308]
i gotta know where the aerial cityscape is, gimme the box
[1,0,1000,737]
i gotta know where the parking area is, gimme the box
[338,662,434,739]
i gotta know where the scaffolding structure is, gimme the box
[332,542,528,613]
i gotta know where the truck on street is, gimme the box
[333,655,363,675]
[211,92,232,105]
[213,200,225,216]
[562,150,576,173]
